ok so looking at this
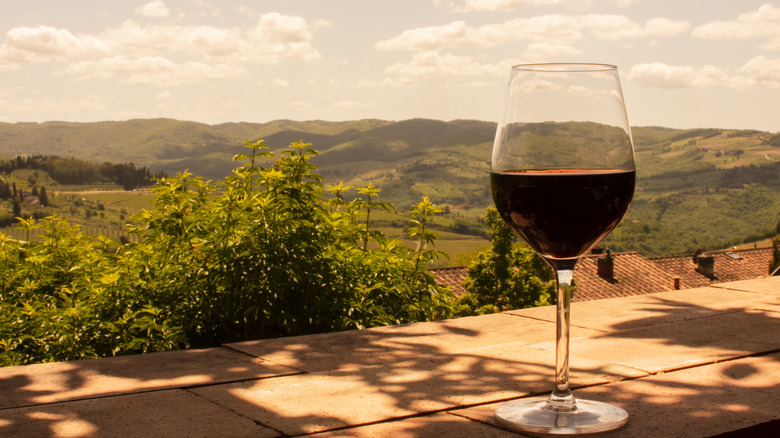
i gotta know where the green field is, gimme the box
[1,119,778,259]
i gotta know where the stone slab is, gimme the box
[544,309,780,374]
[455,352,780,438]
[227,313,601,373]
[0,347,299,409]
[582,361,780,438]
[193,340,644,436]
[0,389,277,438]
[712,276,780,294]
[509,286,775,333]
[314,411,517,437]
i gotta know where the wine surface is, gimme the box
[490,169,635,260]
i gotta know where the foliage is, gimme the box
[0,155,164,190]
[455,208,555,316]
[0,141,455,365]
[771,236,780,275]
[603,184,780,256]
[0,218,183,366]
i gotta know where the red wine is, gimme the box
[491,169,635,260]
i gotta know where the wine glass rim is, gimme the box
[511,63,617,72]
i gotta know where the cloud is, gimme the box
[243,12,322,63]
[628,63,726,89]
[379,51,518,86]
[385,51,508,78]
[627,61,765,90]
[692,3,780,50]
[443,0,643,12]
[452,0,561,13]
[0,25,107,64]
[97,15,320,64]
[64,56,244,86]
[0,13,322,85]
[272,78,290,87]
[737,55,780,89]
[376,14,689,51]
[136,1,171,18]
[289,101,313,111]
[523,42,581,58]
[332,100,372,110]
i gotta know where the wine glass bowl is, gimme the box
[491,63,635,434]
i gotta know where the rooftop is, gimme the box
[0,276,778,437]
[432,246,774,302]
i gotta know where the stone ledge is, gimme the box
[0,277,777,437]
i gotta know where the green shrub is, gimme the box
[0,140,454,365]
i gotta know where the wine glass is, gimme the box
[491,63,635,434]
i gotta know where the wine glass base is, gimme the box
[494,396,628,435]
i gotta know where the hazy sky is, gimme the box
[2,1,780,131]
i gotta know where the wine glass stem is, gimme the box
[550,268,575,411]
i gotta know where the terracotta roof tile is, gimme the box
[650,247,773,289]
[430,266,469,297]
[430,246,776,304]
[572,252,677,302]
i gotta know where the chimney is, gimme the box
[673,277,681,290]
[597,250,614,279]
[697,255,715,277]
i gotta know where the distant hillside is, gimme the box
[0,119,393,180]
[2,118,779,256]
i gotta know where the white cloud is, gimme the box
[628,63,722,89]
[332,100,372,110]
[445,0,643,12]
[376,14,689,51]
[644,17,691,37]
[385,51,507,78]
[97,17,321,64]
[0,13,322,86]
[136,1,171,18]
[289,101,313,111]
[0,25,107,65]
[453,0,551,13]
[243,13,322,63]
[355,76,423,88]
[64,56,244,86]
[523,42,581,59]
[737,55,780,89]
[380,51,519,87]
[692,3,780,50]
[272,78,290,87]
[628,62,760,90]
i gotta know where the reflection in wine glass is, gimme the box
[491,63,635,434]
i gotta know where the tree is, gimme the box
[0,182,11,200]
[12,198,21,217]
[0,140,456,365]
[123,140,454,346]
[38,186,49,207]
[457,207,555,316]
[770,236,780,275]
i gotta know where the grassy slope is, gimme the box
[2,119,778,258]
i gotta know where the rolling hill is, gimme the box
[2,118,779,257]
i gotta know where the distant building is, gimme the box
[650,247,773,289]
[430,247,775,303]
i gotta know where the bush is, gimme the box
[0,141,455,365]
[459,208,555,315]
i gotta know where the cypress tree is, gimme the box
[39,186,49,207]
